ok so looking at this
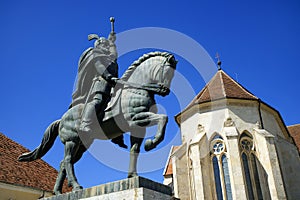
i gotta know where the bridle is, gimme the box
[119,55,174,96]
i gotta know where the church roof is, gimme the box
[287,124,300,153]
[0,132,70,193]
[187,69,258,108]
[163,146,180,177]
[175,69,260,124]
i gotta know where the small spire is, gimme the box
[215,52,222,70]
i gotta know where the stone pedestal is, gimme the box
[42,176,176,200]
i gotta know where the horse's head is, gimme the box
[121,52,177,96]
[155,53,177,95]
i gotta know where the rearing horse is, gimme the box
[18,51,177,194]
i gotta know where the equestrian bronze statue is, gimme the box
[18,18,177,195]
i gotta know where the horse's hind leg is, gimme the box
[53,160,66,195]
[64,141,82,191]
[128,128,145,178]
[53,143,89,195]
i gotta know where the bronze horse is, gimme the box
[18,51,177,194]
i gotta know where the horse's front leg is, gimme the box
[144,113,168,151]
[128,128,145,178]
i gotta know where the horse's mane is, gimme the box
[121,51,172,81]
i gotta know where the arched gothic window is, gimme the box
[210,135,232,200]
[240,133,263,200]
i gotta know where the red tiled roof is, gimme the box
[185,70,258,110]
[163,146,180,177]
[0,132,70,193]
[287,124,300,153]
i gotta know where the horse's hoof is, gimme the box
[144,139,155,151]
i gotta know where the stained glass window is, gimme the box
[222,155,232,200]
[211,135,232,200]
[240,133,263,200]
[242,153,254,200]
[251,154,263,200]
[213,156,223,200]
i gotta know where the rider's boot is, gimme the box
[79,103,96,134]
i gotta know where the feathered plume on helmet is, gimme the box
[88,34,100,41]
[88,34,102,48]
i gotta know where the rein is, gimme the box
[117,79,170,97]
[92,74,169,96]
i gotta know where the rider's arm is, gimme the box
[108,32,116,43]
[94,60,117,85]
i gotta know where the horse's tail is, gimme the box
[18,120,60,162]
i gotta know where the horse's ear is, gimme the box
[168,55,178,68]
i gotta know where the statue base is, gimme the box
[42,176,176,200]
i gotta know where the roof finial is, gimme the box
[215,52,222,70]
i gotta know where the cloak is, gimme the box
[72,48,118,106]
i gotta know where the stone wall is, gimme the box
[276,135,300,199]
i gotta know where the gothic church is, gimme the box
[163,69,300,200]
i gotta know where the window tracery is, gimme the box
[210,135,232,200]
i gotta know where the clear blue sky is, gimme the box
[1,0,299,188]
